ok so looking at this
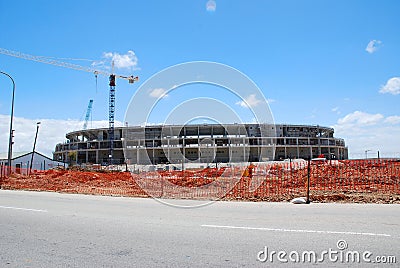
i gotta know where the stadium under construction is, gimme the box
[53,124,348,166]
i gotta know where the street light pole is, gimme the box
[0,71,15,175]
[365,149,371,159]
[29,122,41,175]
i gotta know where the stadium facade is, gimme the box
[54,124,348,165]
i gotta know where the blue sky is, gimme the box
[0,0,399,158]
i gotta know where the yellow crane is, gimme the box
[0,48,139,164]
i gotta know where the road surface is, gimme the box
[0,190,398,267]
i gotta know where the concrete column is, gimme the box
[197,145,200,163]
[318,139,322,156]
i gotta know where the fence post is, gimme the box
[160,175,164,198]
[306,159,311,204]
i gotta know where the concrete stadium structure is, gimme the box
[54,124,348,165]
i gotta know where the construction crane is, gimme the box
[0,48,139,165]
[83,99,94,130]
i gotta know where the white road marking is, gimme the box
[0,205,48,213]
[201,224,391,237]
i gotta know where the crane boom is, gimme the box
[0,48,138,82]
[0,47,139,165]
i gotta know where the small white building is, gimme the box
[0,151,66,174]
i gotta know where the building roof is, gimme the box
[0,151,52,161]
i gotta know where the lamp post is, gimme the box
[0,71,15,176]
[29,122,41,175]
[365,149,371,159]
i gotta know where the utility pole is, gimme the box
[0,71,15,175]
[29,122,41,175]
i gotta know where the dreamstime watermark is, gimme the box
[257,240,397,264]
[123,61,275,207]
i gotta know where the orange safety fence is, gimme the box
[1,159,399,202]
[224,159,400,199]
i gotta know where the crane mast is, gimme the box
[83,99,93,130]
[109,75,116,164]
[0,48,139,165]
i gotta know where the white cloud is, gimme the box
[365,39,382,54]
[0,114,123,158]
[92,51,139,71]
[206,0,216,12]
[384,115,400,125]
[105,50,138,69]
[236,94,262,108]
[333,111,400,158]
[331,107,340,114]
[379,77,400,95]
[149,88,168,99]
[337,111,383,126]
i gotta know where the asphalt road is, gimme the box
[0,190,399,267]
